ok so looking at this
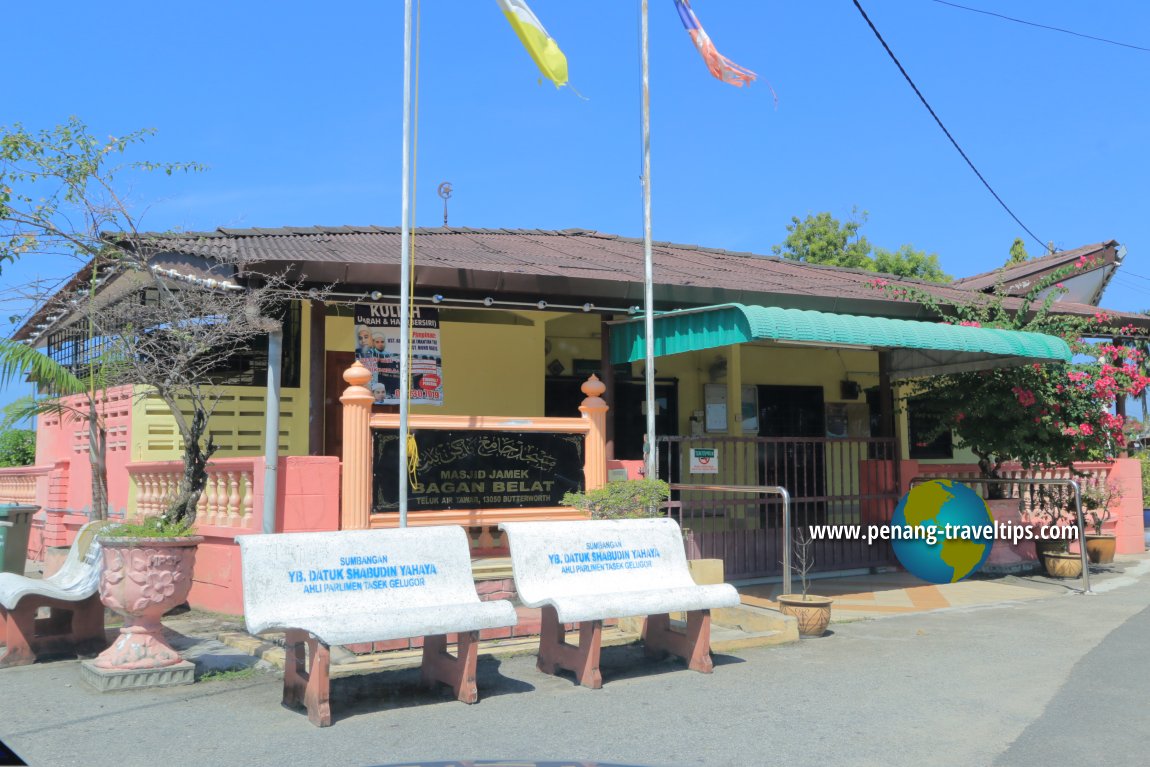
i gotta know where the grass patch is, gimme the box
[198,666,261,683]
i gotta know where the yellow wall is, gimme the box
[326,309,546,417]
[132,302,313,462]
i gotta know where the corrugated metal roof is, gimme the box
[609,304,1073,380]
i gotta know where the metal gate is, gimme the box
[658,436,901,579]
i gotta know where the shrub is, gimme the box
[561,479,670,520]
[0,429,35,468]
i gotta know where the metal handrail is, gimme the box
[909,476,1091,594]
[669,483,793,594]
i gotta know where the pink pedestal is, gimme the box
[95,536,202,670]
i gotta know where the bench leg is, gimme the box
[537,605,603,689]
[642,609,714,674]
[421,631,479,704]
[69,594,107,656]
[0,594,108,668]
[0,606,35,669]
[282,630,332,727]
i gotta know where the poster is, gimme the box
[354,303,443,406]
[825,403,848,439]
[372,429,585,511]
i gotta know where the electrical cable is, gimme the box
[932,0,1150,54]
[851,0,1047,252]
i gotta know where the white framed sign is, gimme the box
[689,447,719,475]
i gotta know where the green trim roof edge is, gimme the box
[608,304,1072,369]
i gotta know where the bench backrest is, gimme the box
[48,519,113,593]
[238,526,482,634]
[500,518,696,604]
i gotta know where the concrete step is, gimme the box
[713,603,798,639]
[614,603,799,649]
[218,625,642,677]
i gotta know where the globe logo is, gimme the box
[890,479,994,583]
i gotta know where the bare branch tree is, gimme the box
[2,119,314,529]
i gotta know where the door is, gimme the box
[758,385,826,525]
[545,377,678,464]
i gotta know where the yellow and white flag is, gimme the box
[497,0,568,87]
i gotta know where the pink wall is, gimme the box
[187,456,341,615]
[35,386,134,517]
[1104,458,1145,554]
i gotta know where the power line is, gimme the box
[1113,269,1150,285]
[932,0,1150,53]
[851,0,1047,252]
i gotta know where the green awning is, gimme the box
[608,304,1071,380]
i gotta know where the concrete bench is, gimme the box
[238,526,517,727]
[0,519,110,668]
[500,517,741,688]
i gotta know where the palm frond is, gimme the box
[0,340,85,395]
[0,394,90,431]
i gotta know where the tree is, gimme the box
[772,210,873,271]
[0,119,306,531]
[1006,237,1030,266]
[1,119,198,520]
[871,264,1149,498]
[773,210,948,282]
[873,245,950,283]
[0,429,34,467]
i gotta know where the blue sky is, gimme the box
[3,0,1150,411]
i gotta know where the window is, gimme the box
[907,396,953,460]
[45,295,302,389]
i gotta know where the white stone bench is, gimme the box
[500,517,740,688]
[238,525,517,727]
[0,519,110,668]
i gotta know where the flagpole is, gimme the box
[641,0,657,481]
[398,0,414,528]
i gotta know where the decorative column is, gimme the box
[579,374,609,492]
[340,361,375,530]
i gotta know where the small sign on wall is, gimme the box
[689,447,719,475]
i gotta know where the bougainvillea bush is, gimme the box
[872,253,1150,498]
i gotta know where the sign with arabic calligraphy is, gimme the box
[371,429,586,512]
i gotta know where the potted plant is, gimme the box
[1026,484,1083,578]
[775,529,833,637]
[1081,476,1120,565]
[0,121,317,673]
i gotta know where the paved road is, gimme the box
[2,571,1148,767]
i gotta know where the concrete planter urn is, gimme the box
[94,536,203,669]
[1042,551,1083,579]
[1083,534,1116,565]
[776,594,833,637]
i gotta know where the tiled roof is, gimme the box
[15,227,1146,342]
[952,241,1119,294]
[138,226,1028,308]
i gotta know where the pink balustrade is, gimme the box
[125,456,340,614]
